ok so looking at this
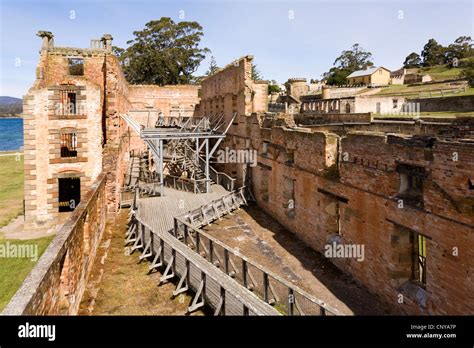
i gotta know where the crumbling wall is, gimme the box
[232,112,474,315]
[128,85,199,117]
[3,175,107,315]
[23,46,106,230]
[199,55,268,123]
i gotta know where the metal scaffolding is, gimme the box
[121,112,235,196]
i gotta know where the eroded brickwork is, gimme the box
[23,32,200,227]
[20,32,473,316]
[201,58,474,315]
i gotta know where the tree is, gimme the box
[252,63,263,81]
[421,39,446,67]
[113,17,210,85]
[403,52,422,68]
[323,43,374,85]
[268,80,281,94]
[446,36,473,64]
[205,56,220,76]
[461,58,474,87]
[333,43,374,71]
[324,67,352,85]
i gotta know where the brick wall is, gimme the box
[220,112,474,315]
[3,175,107,315]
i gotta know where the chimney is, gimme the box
[101,34,113,52]
[36,31,54,51]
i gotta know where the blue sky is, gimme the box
[0,0,473,97]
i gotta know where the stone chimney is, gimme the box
[101,34,113,52]
[36,30,54,51]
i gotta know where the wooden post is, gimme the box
[196,232,201,255]
[242,259,248,288]
[224,249,229,274]
[184,224,188,245]
[209,239,214,264]
[263,273,269,303]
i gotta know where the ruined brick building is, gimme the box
[18,31,473,315]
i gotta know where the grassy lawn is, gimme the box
[419,65,462,81]
[375,83,473,98]
[0,154,24,227]
[0,152,54,311]
[0,235,54,311]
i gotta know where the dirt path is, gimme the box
[0,215,57,240]
[79,210,204,315]
[202,205,394,315]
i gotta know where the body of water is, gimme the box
[0,118,23,151]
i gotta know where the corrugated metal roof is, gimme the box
[346,67,387,78]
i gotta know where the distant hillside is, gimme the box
[0,96,22,117]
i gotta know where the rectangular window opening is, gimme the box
[60,132,78,157]
[411,232,427,288]
[68,58,84,76]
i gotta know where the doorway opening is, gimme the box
[58,177,81,212]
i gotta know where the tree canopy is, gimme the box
[323,44,374,85]
[205,56,220,76]
[113,17,210,85]
[461,58,474,87]
[404,36,473,68]
[252,63,263,81]
[403,52,422,68]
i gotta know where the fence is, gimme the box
[170,189,341,316]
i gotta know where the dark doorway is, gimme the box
[58,177,81,212]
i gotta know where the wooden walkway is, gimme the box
[128,186,280,315]
[127,183,341,316]
[136,184,229,234]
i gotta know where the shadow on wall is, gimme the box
[241,205,395,315]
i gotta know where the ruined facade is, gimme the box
[23,32,199,230]
[19,32,473,315]
[202,60,474,315]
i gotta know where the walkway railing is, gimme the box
[164,175,207,194]
[126,193,279,315]
[171,189,341,316]
[183,143,235,192]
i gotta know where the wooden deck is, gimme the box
[128,185,280,315]
[136,184,229,234]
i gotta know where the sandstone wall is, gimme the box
[24,53,105,230]
[411,95,474,113]
[221,112,474,315]
[128,85,199,117]
[3,175,107,315]
[199,55,268,125]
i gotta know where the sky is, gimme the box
[0,0,473,97]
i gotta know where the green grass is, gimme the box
[0,154,50,312]
[419,65,462,81]
[375,83,473,99]
[0,154,24,227]
[0,235,54,311]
